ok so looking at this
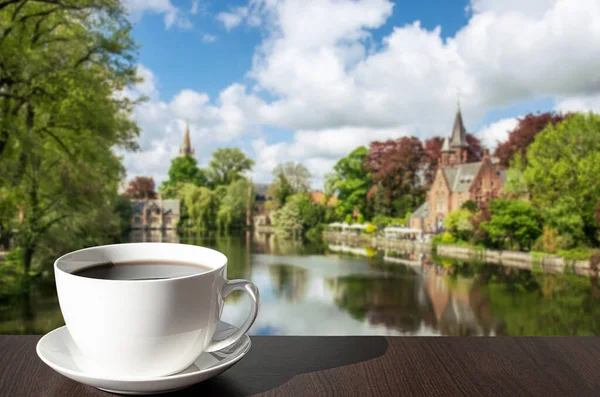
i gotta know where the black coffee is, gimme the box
[72,260,211,281]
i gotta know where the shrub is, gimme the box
[357,214,365,224]
[444,209,474,242]
[365,223,377,233]
[461,200,478,213]
[344,214,352,224]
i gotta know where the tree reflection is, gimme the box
[268,264,308,302]
[327,274,424,333]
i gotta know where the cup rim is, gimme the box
[54,242,227,283]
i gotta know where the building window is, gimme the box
[476,195,482,205]
[458,195,463,207]
[134,216,141,224]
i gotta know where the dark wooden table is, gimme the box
[1,336,599,396]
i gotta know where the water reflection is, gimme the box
[1,234,599,336]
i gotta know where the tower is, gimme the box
[448,104,468,165]
[179,121,195,157]
[440,137,451,167]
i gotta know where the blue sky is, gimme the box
[133,0,470,100]
[122,0,600,188]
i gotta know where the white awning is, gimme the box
[383,227,422,234]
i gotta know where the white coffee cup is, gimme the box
[54,243,259,379]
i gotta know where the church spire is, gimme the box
[450,105,468,148]
[180,121,195,157]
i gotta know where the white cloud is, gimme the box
[217,6,249,30]
[135,65,159,98]
[125,0,191,29]
[476,118,519,149]
[190,0,199,15]
[202,33,217,43]
[250,126,406,187]
[468,0,559,17]
[124,0,600,189]
[555,95,600,114]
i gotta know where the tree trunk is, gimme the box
[21,242,35,276]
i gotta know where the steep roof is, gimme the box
[442,162,482,193]
[450,109,468,148]
[441,137,451,152]
[410,201,429,219]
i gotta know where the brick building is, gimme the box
[409,108,506,234]
[131,198,180,230]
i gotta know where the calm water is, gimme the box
[1,231,599,335]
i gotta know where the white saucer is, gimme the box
[36,321,251,395]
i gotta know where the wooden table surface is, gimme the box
[1,335,599,396]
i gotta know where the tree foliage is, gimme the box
[494,112,570,167]
[125,176,156,199]
[444,209,475,241]
[0,0,140,274]
[267,171,294,212]
[273,193,326,240]
[179,184,219,231]
[524,112,600,246]
[480,199,542,251]
[460,200,478,213]
[325,146,371,219]
[272,198,303,240]
[365,137,425,217]
[273,162,311,193]
[208,148,254,186]
[159,155,207,197]
[217,179,254,230]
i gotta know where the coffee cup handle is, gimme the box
[205,279,259,353]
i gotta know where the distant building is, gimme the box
[409,107,506,234]
[309,191,338,207]
[131,199,180,230]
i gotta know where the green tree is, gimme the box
[208,148,254,186]
[0,1,140,274]
[373,183,389,217]
[444,209,474,242]
[503,153,529,197]
[272,199,303,240]
[272,193,326,239]
[480,199,542,251]
[217,179,254,230]
[179,184,219,231]
[273,162,311,193]
[460,200,478,213]
[325,146,371,219]
[267,171,293,211]
[524,112,600,246]
[159,156,207,197]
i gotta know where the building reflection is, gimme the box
[325,244,504,335]
[128,229,180,243]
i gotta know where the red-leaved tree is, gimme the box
[365,137,425,216]
[494,112,570,167]
[125,176,157,199]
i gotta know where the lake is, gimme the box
[1,231,599,336]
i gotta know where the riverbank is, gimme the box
[323,232,597,277]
